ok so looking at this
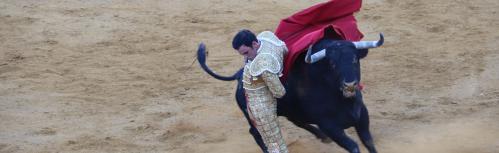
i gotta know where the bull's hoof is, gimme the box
[321,137,333,144]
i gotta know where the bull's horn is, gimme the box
[305,44,326,63]
[353,33,384,49]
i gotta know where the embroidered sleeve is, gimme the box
[261,71,286,98]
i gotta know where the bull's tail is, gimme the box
[197,43,242,81]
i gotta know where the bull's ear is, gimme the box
[357,49,369,59]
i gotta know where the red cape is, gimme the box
[275,0,364,80]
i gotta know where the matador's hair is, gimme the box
[232,29,257,50]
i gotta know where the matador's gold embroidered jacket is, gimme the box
[242,31,288,153]
[243,31,287,98]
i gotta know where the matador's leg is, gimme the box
[248,99,288,153]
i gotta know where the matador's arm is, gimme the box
[261,71,286,98]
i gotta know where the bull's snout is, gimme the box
[342,81,358,98]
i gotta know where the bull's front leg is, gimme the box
[355,106,377,153]
[286,117,332,143]
[318,122,360,153]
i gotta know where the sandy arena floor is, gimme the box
[1,0,499,153]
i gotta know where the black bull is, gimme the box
[196,34,383,153]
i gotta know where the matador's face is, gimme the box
[237,41,260,61]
